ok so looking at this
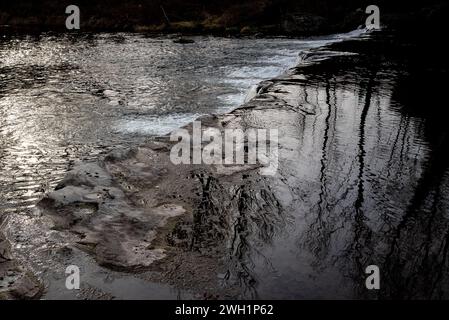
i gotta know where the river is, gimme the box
[0,31,362,215]
[3,29,448,299]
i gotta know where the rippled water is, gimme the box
[2,29,449,299]
[215,33,449,299]
[0,32,360,214]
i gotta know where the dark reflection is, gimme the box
[193,31,449,299]
[379,50,449,298]
[292,32,449,299]
[225,181,284,298]
[184,171,286,298]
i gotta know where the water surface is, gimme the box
[0,32,359,214]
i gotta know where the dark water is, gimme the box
[214,31,449,299]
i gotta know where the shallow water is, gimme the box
[0,31,360,215]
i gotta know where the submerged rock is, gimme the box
[173,38,195,44]
[39,160,187,270]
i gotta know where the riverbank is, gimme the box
[0,0,364,36]
[1,1,447,38]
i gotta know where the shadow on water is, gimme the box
[184,172,286,299]
[379,43,449,299]
[204,31,449,299]
[291,32,449,299]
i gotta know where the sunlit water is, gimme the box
[0,31,361,214]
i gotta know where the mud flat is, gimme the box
[0,226,42,299]
[1,31,380,299]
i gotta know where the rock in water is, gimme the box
[173,38,195,44]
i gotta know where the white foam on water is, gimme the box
[221,28,367,106]
[115,113,202,136]
[112,29,368,136]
